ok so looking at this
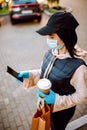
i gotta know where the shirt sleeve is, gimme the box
[53,65,87,112]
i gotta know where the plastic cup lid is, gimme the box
[37,78,51,90]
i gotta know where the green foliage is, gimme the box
[47,0,60,8]
[46,8,59,13]
[0,6,9,14]
[48,0,60,4]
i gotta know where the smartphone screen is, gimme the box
[7,66,23,82]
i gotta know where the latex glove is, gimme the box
[36,89,56,104]
[17,71,29,82]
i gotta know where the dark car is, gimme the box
[8,0,42,24]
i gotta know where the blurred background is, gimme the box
[0,0,87,130]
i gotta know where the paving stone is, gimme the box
[0,112,2,123]
[10,121,17,130]
[17,104,24,113]
[18,126,24,130]
[6,106,12,114]
[5,128,11,130]
[15,116,22,127]
[0,96,3,102]
[0,117,2,123]
[8,112,14,122]
[19,112,26,121]
[22,120,29,130]
[4,98,9,105]
[24,110,30,119]
[3,118,10,128]
[10,102,16,109]
[0,123,4,130]
[21,102,27,110]
[0,101,5,110]
[27,116,32,126]
[1,109,7,119]
[12,108,18,117]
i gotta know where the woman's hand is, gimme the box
[36,89,56,104]
[23,73,35,88]
[17,71,35,88]
[18,71,29,81]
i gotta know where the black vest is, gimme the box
[40,50,86,96]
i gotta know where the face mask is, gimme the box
[47,38,64,50]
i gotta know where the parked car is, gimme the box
[8,0,42,24]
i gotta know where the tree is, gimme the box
[0,0,5,9]
[47,0,60,8]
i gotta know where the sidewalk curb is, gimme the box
[0,12,9,16]
[44,6,72,16]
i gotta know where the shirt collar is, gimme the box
[52,49,71,59]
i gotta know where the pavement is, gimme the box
[0,0,87,130]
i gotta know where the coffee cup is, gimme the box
[37,78,51,95]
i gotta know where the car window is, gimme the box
[13,0,37,4]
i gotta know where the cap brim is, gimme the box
[36,25,59,35]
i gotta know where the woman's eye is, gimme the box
[50,36,54,39]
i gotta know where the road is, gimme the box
[0,13,52,130]
[0,13,50,71]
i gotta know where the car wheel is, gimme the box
[37,16,42,22]
[11,19,17,25]
[10,16,17,25]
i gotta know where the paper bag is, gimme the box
[31,104,50,130]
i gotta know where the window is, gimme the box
[14,0,36,4]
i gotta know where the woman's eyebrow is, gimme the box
[49,34,54,36]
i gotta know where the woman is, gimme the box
[18,12,87,130]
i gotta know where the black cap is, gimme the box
[36,12,79,35]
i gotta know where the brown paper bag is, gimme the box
[31,105,50,130]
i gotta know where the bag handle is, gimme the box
[37,97,45,114]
